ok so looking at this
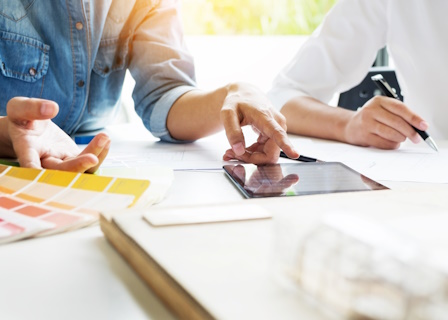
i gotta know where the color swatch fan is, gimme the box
[0,164,156,245]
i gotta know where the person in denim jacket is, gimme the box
[0,0,299,168]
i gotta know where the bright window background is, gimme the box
[180,0,337,90]
[181,0,337,35]
[119,0,338,123]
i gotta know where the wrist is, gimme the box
[337,108,356,143]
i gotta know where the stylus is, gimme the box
[279,151,320,162]
[371,74,439,152]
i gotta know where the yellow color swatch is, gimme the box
[7,167,41,181]
[16,193,44,204]
[46,201,75,211]
[0,185,14,194]
[108,179,151,206]
[38,170,79,187]
[72,175,113,192]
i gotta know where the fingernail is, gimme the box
[292,147,300,157]
[232,142,245,156]
[97,136,109,147]
[419,121,428,131]
[40,103,54,116]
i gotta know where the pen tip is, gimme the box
[426,137,439,152]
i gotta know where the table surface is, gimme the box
[1,127,447,320]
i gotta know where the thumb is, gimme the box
[7,97,59,126]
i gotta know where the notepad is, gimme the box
[99,202,273,319]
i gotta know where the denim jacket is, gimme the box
[0,0,196,141]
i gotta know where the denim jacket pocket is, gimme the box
[93,0,161,77]
[92,37,128,77]
[0,30,49,82]
[0,0,35,22]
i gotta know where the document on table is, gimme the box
[101,123,447,182]
[102,124,257,171]
[101,139,234,171]
[289,137,448,183]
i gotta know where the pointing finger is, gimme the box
[220,105,246,156]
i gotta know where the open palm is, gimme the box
[5,98,110,173]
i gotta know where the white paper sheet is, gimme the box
[102,123,448,183]
[289,136,448,183]
[102,124,257,171]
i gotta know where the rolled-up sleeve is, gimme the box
[268,0,389,111]
[129,0,197,142]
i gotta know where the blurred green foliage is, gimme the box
[181,0,338,35]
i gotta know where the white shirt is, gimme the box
[269,0,448,139]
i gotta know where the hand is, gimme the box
[228,164,299,197]
[3,97,110,173]
[344,96,428,149]
[221,83,299,164]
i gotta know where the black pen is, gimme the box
[279,151,321,162]
[371,74,439,152]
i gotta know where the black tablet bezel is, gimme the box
[223,162,388,199]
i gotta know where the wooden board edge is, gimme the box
[99,215,214,320]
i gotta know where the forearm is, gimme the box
[166,85,231,141]
[167,82,299,163]
[281,96,354,142]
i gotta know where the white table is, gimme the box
[1,130,447,320]
[0,172,243,320]
[0,125,243,320]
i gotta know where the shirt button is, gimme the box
[77,80,85,87]
[29,68,37,76]
[76,22,83,30]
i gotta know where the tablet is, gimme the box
[223,162,388,199]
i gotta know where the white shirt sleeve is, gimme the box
[268,0,389,111]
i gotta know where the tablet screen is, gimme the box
[223,162,388,198]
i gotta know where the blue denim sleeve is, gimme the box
[149,85,196,142]
[129,0,197,143]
